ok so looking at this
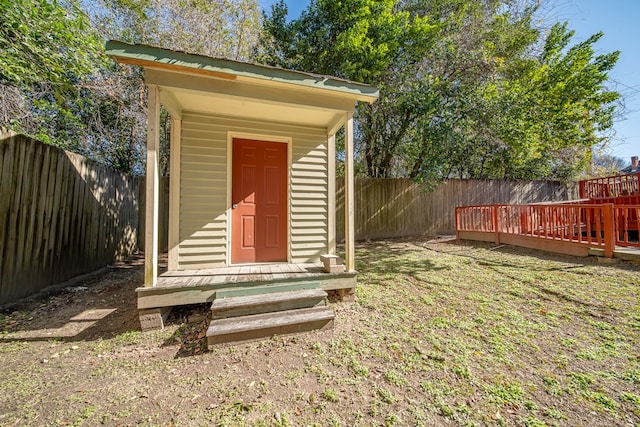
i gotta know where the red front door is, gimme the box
[231,139,288,263]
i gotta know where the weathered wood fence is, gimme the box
[0,135,140,304]
[336,178,578,240]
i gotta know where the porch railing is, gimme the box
[456,203,640,256]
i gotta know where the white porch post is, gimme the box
[344,112,355,272]
[168,117,181,271]
[327,133,336,254]
[144,84,160,287]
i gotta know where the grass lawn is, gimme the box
[0,238,639,426]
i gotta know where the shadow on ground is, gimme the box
[161,304,210,358]
[437,237,640,274]
[0,256,145,343]
[355,239,450,276]
[3,237,635,353]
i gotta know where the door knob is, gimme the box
[232,204,238,209]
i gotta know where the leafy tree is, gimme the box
[259,0,620,181]
[414,11,618,180]
[0,0,101,100]
[89,0,261,61]
[0,0,103,148]
[588,151,627,178]
[258,0,437,177]
[399,2,619,181]
[1,0,262,174]
[83,0,263,174]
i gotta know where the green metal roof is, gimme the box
[105,40,379,102]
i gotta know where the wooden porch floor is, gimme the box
[137,263,357,310]
[157,263,332,288]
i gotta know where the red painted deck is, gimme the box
[456,173,640,257]
[579,173,639,199]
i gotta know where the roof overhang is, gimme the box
[105,40,379,133]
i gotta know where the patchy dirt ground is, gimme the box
[1,238,639,426]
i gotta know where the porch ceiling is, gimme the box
[177,91,337,127]
[105,40,379,130]
[155,74,344,129]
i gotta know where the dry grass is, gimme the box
[0,238,639,426]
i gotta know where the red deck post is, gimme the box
[602,203,615,258]
[519,205,529,235]
[455,207,460,239]
[493,204,500,244]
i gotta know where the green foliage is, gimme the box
[258,0,436,83]
[2,0,620,181]
[0,0,105,151]
[486,381,525,405]
[259,0,620,181]
[2,0,261,174]
[0,0,148,173]
[0,0,102,99]
[92,0,261,61]
[258,0,438,178]
[407,7,620,181]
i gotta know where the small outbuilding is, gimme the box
[106,41,378,343]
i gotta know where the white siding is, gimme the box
[178,112,328,269]
[289,128,329,263]
[179,113,227,269]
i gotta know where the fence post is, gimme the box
[493,204,501,244]
[602,203,615,258]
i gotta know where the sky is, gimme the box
[544,0,640,163]
[259,0,640,165]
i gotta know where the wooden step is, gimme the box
[207,306,334,345]
[214,280,320,299]
[211,288,328,320]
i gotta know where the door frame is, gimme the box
[226,131,292,265]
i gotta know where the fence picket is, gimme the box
[0,135,141,304]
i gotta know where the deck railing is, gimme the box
[614,205,640,248]
[568,194,640,206]
[456,203,621,256]
[579,173,640,199]
[457,173,640,257]
[455,204,497,232]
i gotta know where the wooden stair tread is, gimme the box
[207,306,334,337]
[211,288,327,312]
[214,281,320,299]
